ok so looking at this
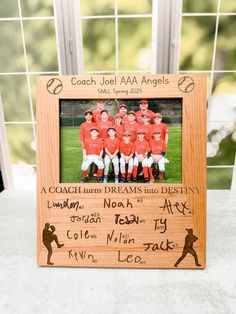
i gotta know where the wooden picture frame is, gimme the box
[36,74,206,268]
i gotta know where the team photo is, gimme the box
[60,98,182,183]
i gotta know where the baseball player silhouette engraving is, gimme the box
[42,223,64,265]
[174,228,201,267]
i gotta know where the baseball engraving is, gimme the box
[178,76,195,93]
[46,78,63,95]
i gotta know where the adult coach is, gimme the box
[136,99,155,124]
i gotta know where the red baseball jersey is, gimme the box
[96,120,114,139]
[134,139,150,155]
[120,113,129,123]
[136,109,155,124]
[123,121,139,142]
[137,123,152,141]
[149,138,167,155]
[104,137,120,154]
[119,141,135,156]
[150,123,168,141]
[80,121,96,142]
[83,137,104,155]
[92,109,112,123]
[114,124,124,141]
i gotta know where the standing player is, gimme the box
[96,109,114,140]
[119,132,134,183]
[113,113,124,141]
[123,111,139,142]
[133,130,149,183]
[81,127,104,183]
[148,130,167,182]
[119,103,129,123]
[136,99,155,124]
[150,113,168,146]
[103,127,120,183]
[80,110,96,146]
[139,113,152,141]
[92,99,112,123]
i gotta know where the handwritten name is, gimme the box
[143,240,174,251]
[106,230,135,245]
[70,213,101,223]
[68,250,97,263]
[159,198,192,215]
[104,198,133,208]
[47,198,81,211]
[114,214,144,225]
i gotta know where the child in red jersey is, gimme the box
[96,109,114,140]
[119,132,134,183]
[136,99,155,124]
[138,113,152,141]
[123,111,139,142]
[92,99,112,123]
[103,127,120,183]
[81,127,104,183]
[133,130,149,183]
[150,113,168,146]
[148,130,167,182]
[114,113,124,141]
[119,103,129,123]
[80,110,96,146]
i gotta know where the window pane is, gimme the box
[118,0,152,14]
[207,168,233,189]
[23,19,58,72]
[182,0,217,13]
[82,19,115,71]
[220,0,236,13]
[207,127,236,165]
[80,0,114,16]
[6,124,35,164]
[0,75,31,122]
[215,16,236,70]
[213,72,236,95]
[0,0,18,17]
[179,17,216,71]
[0,21,25,72]
[21,0,53,17]
[118,18,152,71]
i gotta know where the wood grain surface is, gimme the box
[36,74,206,268]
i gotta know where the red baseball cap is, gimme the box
[123,132,131,136]
[128,110,136,116]
[84,110,93,115]
[140,99,148,104]
[115,113,123,118]
[90,127,99,132]
[141,113,151,118]
[119,104,127,109]
[137,130,145,134]
[153,113,162,118]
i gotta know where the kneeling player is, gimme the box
[103,127,120,183]
[133,130,149,183]
[81,127,104,183]
[148,130,167,182]
[119,132,134,183]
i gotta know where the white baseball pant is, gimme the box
[148,155,165,172]
[81,155,104,171]
[120,156,133,174]
[133,156,148,167]
[104,155,119,176]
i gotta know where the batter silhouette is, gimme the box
[42,223,64,265]
[174,228,201,267]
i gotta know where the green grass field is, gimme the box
[60,125,182,183]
